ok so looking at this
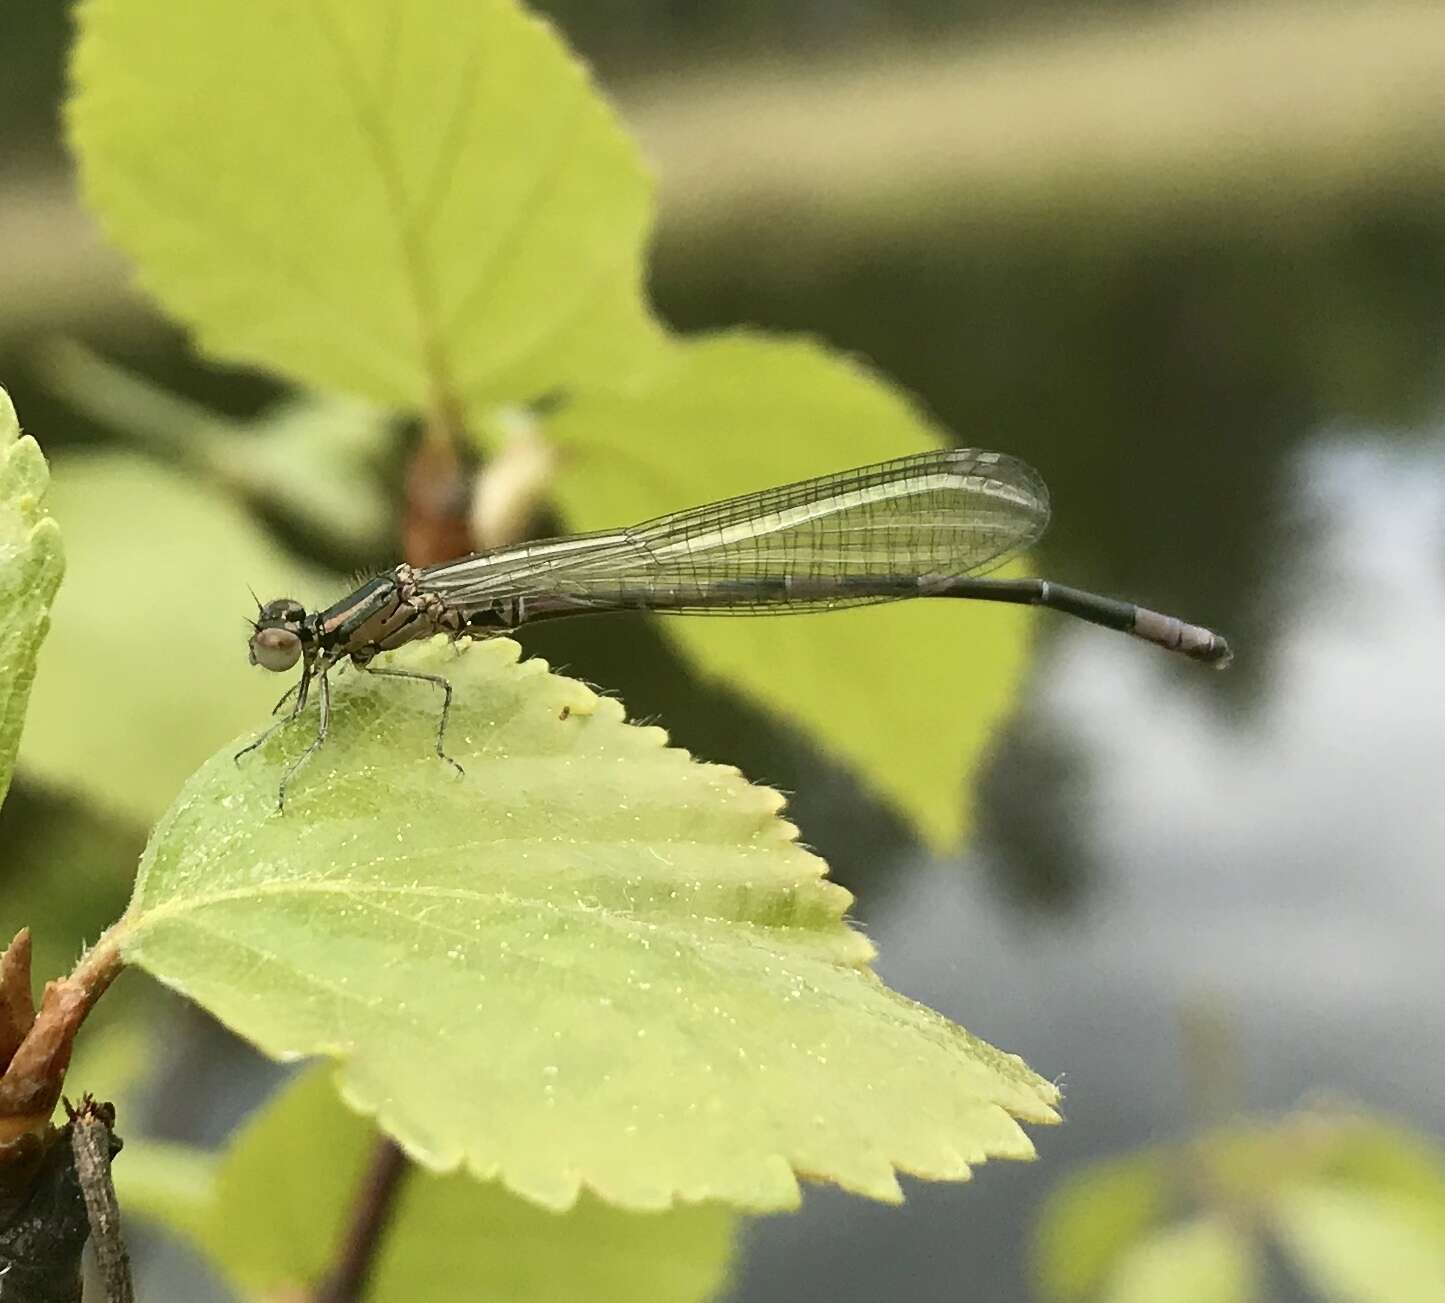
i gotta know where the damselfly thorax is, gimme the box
[240,449,1231,809]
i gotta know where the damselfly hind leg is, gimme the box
[361,664,465,778]
[275,669,331,812]
[233,674,309,764]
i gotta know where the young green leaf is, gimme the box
[1033,1111,1445,1303]
[1274,1183,1445,1303]
[0,388,64,809]
[69,0,662,415]
[120,1067,737,1303]
[118,637,1059,1212]
[544,332,1036,849]
[36,341,400,562]
[20,454,335,823]
[1033,1150,1175,1302]
[1102,1217,1258,1303]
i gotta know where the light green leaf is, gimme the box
[118,637,1059,1212]
[20,454,336,823]
[37,339,399,562]
[111,1138,219,1247]
[124,1067,738,1303]
[0,389,64,810]
[545,332,1036,849]
[0,783,140,1010]
[1033,1151,1175,1302]
[1103,1217,1258,1303]
[215,392,399,561]
[69,0,662,416]
[1273,1183,1445,1303]
[1301,1114,1445,1209]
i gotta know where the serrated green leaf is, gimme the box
[117,637,1058,1212]
[1103,1217,1258,1303]
[1273,1183,1445,1303]
[544,332,1035,849]
[123,1067,737,1303]
[0,389,64,810]
[1033,1151,1175,1302]
[69,0,662,415]
[19,454,336,823]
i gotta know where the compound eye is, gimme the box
[258,597,303,621]
[250,626,302,672]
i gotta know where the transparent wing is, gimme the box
[418,448,1050,616]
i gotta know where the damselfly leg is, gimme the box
[233,666,312,765]
[360,664,464,777]
[275,667,332,812]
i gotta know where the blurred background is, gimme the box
[4,0,1445,1299]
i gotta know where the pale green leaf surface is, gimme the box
[208,391,400,561]
[38,339,399,559]
[0,388,64,809]
[1299,1115,1445,1209]
[69,0,662,414]
[112,1139,218,1248]
[125,1067,737,1303]
[1033,1151,1174,1302]
[1199,1112,1445,1217]
[1103,1217,1257,1303]
[543,332,1036,850]
[19,453,336,822]
[0,783,139,988]
[120,637,1059,1212]
[1273,1183,1445,1303]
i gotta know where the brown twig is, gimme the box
[0,930,37,1071]
[401,396,474,566]
[0,929,124,1145]
[313,1137,409,1303]
[67,1096,133,1303]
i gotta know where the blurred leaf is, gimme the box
[0,780,140,985]
[19,453,336,823]
[111,1137,217,1247]
[1033,1151,1175,1302]
[1102,1217,1258,1303]
[37,339,399,562]
[545,332,1035,849]
[1034,1111,1445,1303]
[69,0,662,417]
[1273,1183,1445,1303]
[117,637,1059,1212]
[0,387,64,809]
[1303,1114,1445,1209]
[122,1067,738,1303]
[216,391,398,560]
[1201,1111,1445,1219]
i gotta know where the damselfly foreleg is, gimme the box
[275,667,332,811]
[234,668,311,764]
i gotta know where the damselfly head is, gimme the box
[248,598,308,672]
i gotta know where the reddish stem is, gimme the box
[314,1138,409,1303]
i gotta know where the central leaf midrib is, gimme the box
[126,871,842,945]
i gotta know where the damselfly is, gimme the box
[240,449,1231,807]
